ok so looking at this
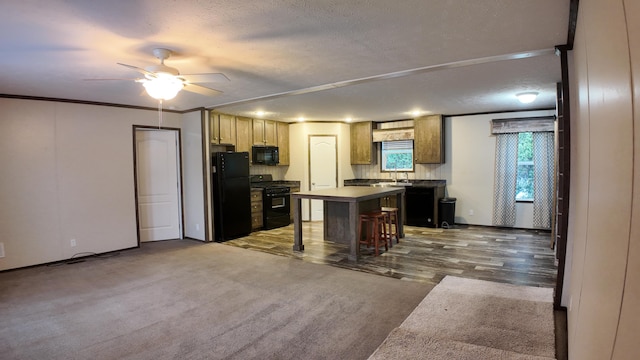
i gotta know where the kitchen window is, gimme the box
[381,140,414,172]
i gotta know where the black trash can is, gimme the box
[438,197,456,229]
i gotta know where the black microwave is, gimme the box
[252,146,279,165]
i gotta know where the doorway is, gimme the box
[134,127,183,242]
[309,135,338,221]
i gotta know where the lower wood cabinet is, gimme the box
[380,195,398,208]
[251,189,263,230]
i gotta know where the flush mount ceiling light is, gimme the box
[516,92,539,104]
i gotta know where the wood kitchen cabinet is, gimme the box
[235,116,253,155]
[350,121,376,164]
[414,115,444,164]
[251,188,263,230]
[210,112,236,145]
[276,122,289,165]
[380,195,398,208]
[252,119,277,146]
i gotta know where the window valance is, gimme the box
[491,116,555,134]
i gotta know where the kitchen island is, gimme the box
[291,186,405,261]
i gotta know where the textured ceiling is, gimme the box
[0,0,570,121]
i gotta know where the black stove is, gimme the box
[250,175,291,230]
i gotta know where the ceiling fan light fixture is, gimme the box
[143,74,184,100]
[516,92,538,104]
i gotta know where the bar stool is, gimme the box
[358,211,388,256]
[381,207,400,246]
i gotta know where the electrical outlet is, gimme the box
[70,239,77,247]
[469,209,474,216]
[0,242,5,258]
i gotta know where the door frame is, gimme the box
[307,134,338,220]
[132,125,185,245]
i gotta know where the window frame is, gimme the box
[380,140,415,173]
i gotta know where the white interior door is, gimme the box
[135,129,181,242]
[309,135,337,221]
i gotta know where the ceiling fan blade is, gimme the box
[180,73,230,83]
[83,78,138,81]
[183,83,223,97]
[117,63,156,78]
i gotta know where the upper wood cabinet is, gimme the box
[350,121,376,165]
[210,112,236,145]
[252,119,277,146]
[414,115,444,164]
[276,122,290,166]
[235,116,253,154]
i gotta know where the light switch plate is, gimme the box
[0,242,5,258]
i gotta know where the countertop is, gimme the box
[344,179,446,188]
[250,180,300,190]
[292,186,405,202]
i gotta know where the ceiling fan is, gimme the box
[109,48,229,100]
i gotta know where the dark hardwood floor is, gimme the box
[225,222,557,288]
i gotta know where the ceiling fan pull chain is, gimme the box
[158,100,163,129]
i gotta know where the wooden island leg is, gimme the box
[396,191,405,238]
[293,197,304,251]
[348,201,360,262]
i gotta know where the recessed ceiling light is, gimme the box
[516,92,538,104]
[256,111,265,117]
[411,110,421,117]
[345,117,352,122]
[297,117,305,122]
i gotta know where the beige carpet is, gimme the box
[369,276,556,359]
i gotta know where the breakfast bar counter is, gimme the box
[291,186,405,261]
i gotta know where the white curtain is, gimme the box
[533,132,555,229]
[493,133,519,227]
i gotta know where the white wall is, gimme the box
[0,98,181,270]
[182,110,206,240]
[564,1,639,359]
[447,110,554,228]
[287,122,355,220]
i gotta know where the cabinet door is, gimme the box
[277,122,289,165]
[414,115,444,164]
[350,121,376,164]
[218,114,236,145]
[264,120,277,146]
[252,119,265,145]
[236,116,252,154]
[210,112,220,144]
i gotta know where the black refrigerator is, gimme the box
[212,151,251,242]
